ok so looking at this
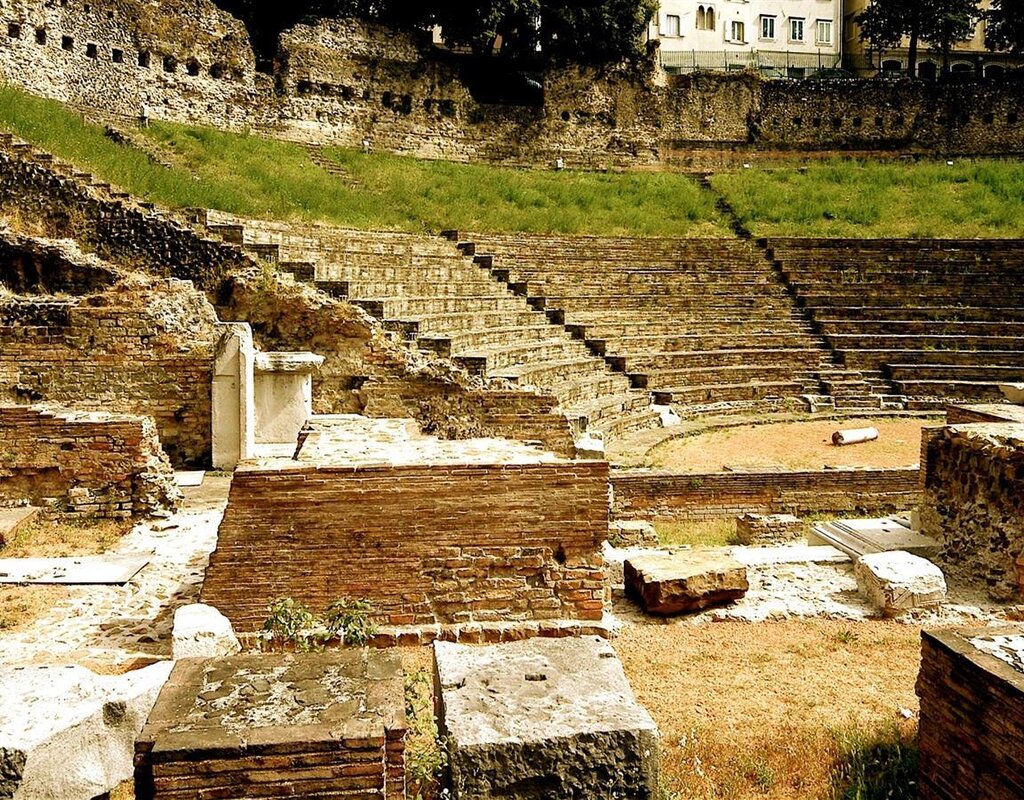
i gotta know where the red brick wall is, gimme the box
[0,405,179,516]
[917,628,1024,800]
[201,460,609,632]
[611,467,921,521]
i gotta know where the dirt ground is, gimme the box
[615,619,922,800]
[647,418,930,473]
[0,517,132,632]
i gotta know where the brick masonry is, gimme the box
[611,467,921,521]
[0,271,218,466]
[201,460,609,633]
[135,652,406,800]
[920,422,1024,601]
[917,627,1024,800]
[0,405,179,517]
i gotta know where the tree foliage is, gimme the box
[986,0,1024,54]
[216,0,656,65]
[855,0,980,75]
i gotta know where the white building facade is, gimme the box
[650,0,843,76]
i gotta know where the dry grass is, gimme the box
[647,418,929,474]
[656,518,738,548]
[0,517,132,631]
[615,619,922,800]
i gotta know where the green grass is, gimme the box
[712,159,1024,238]
[0,83,722,236]
[828,723,918,800]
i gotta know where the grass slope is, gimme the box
[713,159,1024,238]
[0,84,722,236]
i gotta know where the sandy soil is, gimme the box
[615,619,922,800]
[647,418,930,473]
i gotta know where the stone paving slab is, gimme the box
[625,549,748,615]
[0,554,150,584]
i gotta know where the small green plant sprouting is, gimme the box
[324,597,376,646]
[261,596,377,652]
[404,669,449,800]
[834,627,860,646]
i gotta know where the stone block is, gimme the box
[855,551,947,617]
[0,661,173,800]
[136,652,406,800]
[608,520,658,548]
[171,603,241,660]
[624,550,748,616]
[434,636,659,800]
[735,513,804,546]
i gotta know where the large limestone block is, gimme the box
[624,550,748,616]
[855,551,947,617]
[171,603,241,660]
[0,661,173,800]
[434,637,659,799]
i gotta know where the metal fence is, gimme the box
[659,48,842,76]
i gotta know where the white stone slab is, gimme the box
[731,544,850,566]
[0,554,149,584]
[173,471,206,488]
[855,551,947,616]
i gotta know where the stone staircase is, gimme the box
[196,211,662,444]
[766,237,1024,409]
[459,232,892,417]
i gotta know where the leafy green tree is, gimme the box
[539,0,658,65]
[986,0,1024,54]
[856,0,979,77]
[432,0,541,57]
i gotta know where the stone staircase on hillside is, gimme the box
[196,211,663,445]
[458,232,897,417]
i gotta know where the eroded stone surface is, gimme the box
[735,513,804,546]
[624,550,748,616]
[608,520,658,548]
[0,662,173,800]
[171,604,241,661]
[136,652,406,800]
[435,637,659,800]
[855,551,947,617]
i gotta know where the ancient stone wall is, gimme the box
[611,467,921,521]
[0,405,179,516]
[920,423,1024,601]
[0,0,266,128]
[0,276,218,465]
[2,6,1022,166]
[917,628,1024,800]
[201,460,609,633]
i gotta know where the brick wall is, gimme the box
[611,467,921,521]
[920,422,1024,601]
[201,460,609,633]
[0,405,179,516]
[0,279,217,465]
[917,628,1024,800]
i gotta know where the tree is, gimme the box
[431,0,541,58]
[986,0,1024,54]
[856,0,979,77]
[539,0,658,65]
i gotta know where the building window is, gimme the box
[729,21,745,43]
[163,55,177,73]
[789,18,805,42]
[697,5,715,31]
[760,15,776,40]
[665,14,681,37]
[815,19,832,45]
[7,23,21,38]
[186,58,200,76]
[138,50,151,68]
